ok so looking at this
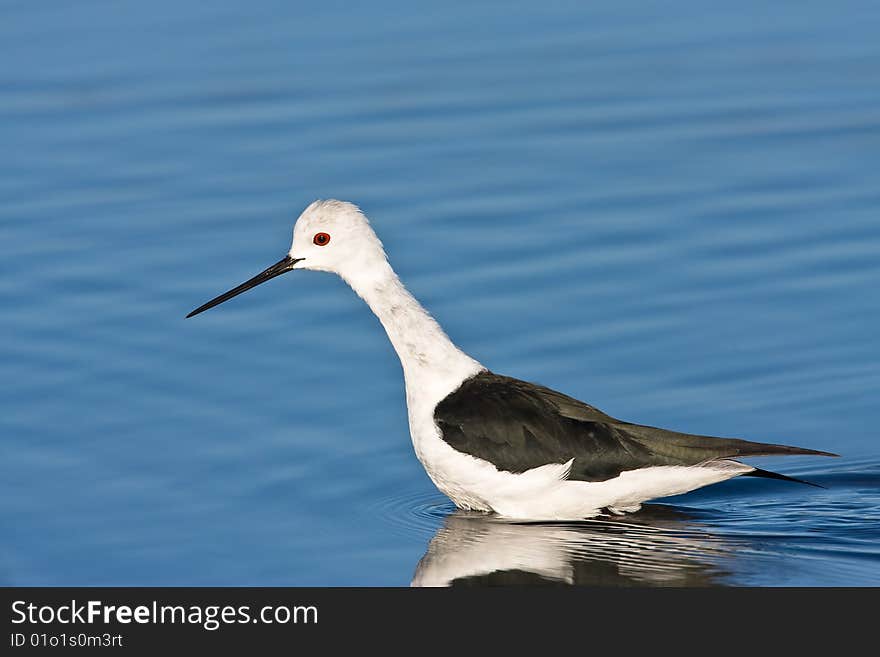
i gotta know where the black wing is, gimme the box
[433,371,836,482]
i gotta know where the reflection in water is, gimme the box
[412,506,734,586]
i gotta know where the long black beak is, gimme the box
[186,255,303,318]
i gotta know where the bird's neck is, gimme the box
[343,260,484,405]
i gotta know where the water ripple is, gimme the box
[2,0,879,585]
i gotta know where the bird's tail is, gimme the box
[742,466,825,489]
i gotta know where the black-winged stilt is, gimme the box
[187,200,836,520]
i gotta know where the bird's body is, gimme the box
[188,200,836,520]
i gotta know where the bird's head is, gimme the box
[288,199,387,280]
[187,199,388,318]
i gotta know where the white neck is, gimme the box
[341,260,484,407]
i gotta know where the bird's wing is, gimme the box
[433,372,836,482]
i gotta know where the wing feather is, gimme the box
[434,372,836,482]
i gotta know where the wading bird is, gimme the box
[188,200,836,520]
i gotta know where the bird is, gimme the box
[187,200,837,520]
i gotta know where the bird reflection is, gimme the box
[412,505,734,586]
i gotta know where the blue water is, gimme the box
[2,1,879,586]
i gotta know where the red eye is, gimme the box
[313,232,331,246]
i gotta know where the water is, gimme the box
[2,1,879,586]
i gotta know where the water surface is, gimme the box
[1,1,879,585]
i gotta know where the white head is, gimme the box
[288,200,389,283]
[186,199,390,318]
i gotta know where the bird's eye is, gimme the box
[313,232,331,246]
